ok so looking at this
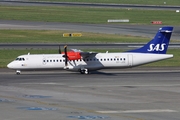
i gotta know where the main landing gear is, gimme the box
[80,68,89,74]
[16,70,21,75]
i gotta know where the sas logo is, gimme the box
[147,43,166,51]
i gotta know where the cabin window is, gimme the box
[50,60,52,62]
[43,60,46,62]
[53,60,55,62]
[57,60,58,62]
[124,58,126,60]
[104,59,106,61]
[47,60,49,62]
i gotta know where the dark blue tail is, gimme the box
[128,26,173,54]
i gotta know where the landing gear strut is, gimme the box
[16,70,21,75]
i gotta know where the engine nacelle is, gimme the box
[62,51,81,60]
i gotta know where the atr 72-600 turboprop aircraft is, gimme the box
[7,26,173,74]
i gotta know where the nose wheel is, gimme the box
[16,70,21,75]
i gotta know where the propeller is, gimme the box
[58,45,61,54]
[64,45,68,66]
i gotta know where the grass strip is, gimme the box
[0,29,179,43]
[0,30,152,43]
[0,6,180,25]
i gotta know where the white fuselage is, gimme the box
[7,52,173,72]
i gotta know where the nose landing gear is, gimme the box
[16,70,21,75]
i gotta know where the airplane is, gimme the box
[7,26,173,75]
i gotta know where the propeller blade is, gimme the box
[58,45,61,54]
[64,45,68,66]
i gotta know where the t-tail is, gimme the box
[128,26,173,54]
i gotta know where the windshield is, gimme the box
[15,58,25,61]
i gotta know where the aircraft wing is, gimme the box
[80,52,97,58]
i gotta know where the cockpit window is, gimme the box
[15,58,25,61]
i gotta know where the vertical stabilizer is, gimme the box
[128,26,173,54]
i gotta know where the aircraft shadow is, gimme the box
[89,71,117,76]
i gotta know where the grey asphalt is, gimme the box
[1,0,180,10]
[0,68,180,120]
[1,43,180,50]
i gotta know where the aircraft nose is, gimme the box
[7,62,13,69]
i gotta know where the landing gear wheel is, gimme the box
[80,70,84,74]
[80,69,89,74]
[84,69,89,74]
[16,70,21,75]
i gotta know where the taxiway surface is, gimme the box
[0,68,180,120]
[1,0,180,10]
